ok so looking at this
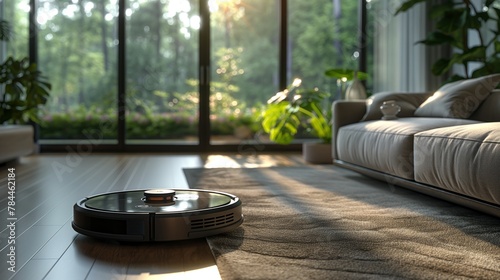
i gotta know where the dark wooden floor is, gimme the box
[0,153,303,280]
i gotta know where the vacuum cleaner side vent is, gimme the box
[191,213,235,230]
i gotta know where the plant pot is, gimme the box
[302,142,332,164]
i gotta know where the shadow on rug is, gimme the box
[183,166,500,280]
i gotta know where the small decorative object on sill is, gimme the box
[345,71,367,100]
[380,100,401,120]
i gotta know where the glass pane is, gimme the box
[289,1,360,94]
[288,0,360,140]
[125,0,199,144]
[209,0,279,145]
[38,1,118,143]
[1,0,29,60]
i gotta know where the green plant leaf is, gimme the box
[0,20,11,42]
[431,58,452,76]
[261,78,332,144]
[445,74,466,84]
[485,0,495,7]
[455,46,486,63]
[0,56,52,124]
[474,11,490,22]
[394,0,427,15]
[429,3,455,19]
[418,31,455,46]
[324,69,367,81]
[495,41,500,54]
[436,8,466,33]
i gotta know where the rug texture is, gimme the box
[183,166,500,280]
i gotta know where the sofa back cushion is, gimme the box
[414,74,500,119]
[470,90,500,121]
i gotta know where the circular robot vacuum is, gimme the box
[72,189,243,242]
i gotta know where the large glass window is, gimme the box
[0,0,30,62]
[37,0,118,143]
[26,0,369,151]
[289,1,359,94]
[1,0,29,61]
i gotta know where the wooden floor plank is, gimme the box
[10,259,57,280]
[33,219,78,260]
[43,235,96,280]
[0,225,60,280]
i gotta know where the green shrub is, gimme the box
[40,108,257,140]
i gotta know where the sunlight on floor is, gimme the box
[127,265,221,280]
[203,153,302,168]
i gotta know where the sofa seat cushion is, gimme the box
[337,118,478,179]
[0,125,34,163]
[414,123,500,205]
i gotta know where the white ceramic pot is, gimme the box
[345,71,367,100]
[302,142,332,164]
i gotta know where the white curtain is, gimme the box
[371,0,445,92]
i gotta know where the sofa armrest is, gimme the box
[331,100,367,160]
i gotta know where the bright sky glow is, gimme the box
[105,13,114,22]
[208,0,218,12]
[18,1,30,13]
[62,4,78,18]
[190,15,201,30]
[37,7,58,26]
[84,2,95,14]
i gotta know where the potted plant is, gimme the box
[0,20,51,125]
[324,68,368,100]
[395,0,500,82]
[260,78,333,163]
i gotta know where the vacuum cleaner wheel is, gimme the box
[72,189,243,242]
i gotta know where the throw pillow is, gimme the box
[361,92,432,121]
[414,73,500,119]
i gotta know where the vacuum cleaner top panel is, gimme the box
[84,189,233,213]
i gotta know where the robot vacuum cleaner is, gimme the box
[72,189,243,242]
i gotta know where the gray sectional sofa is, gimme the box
[332,74,500,218]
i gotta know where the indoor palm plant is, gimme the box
[260,78,332,163]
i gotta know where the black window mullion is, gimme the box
[118,0,126,148]
[279,0,287,90]
[199,0,210,150]
[358,0,367,76]
[29,0,38,66]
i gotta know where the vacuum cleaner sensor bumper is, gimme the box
[72,189,243,242]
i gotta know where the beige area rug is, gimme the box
[183,166,500,280]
